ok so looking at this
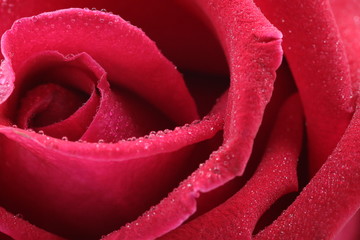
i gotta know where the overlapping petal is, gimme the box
[255,100,360,240]
[254,0,355,175]
[160,94,303,240]
[102,0,283,239]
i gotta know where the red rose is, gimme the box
[0,0,359,240]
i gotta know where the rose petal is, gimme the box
[1,8,198,124]
[193,0,283,175]
[15,51,99,140]
[330,0,360,92]
[0,207,64,240]
[254,0,355,175]
[0,94,224,239]
[187,59,298,221]
[254,101,360,240]
[160,94,303,240]
[80,67,173,142]
[0,1,228,75]
[102,0,283,238]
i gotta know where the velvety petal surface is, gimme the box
[14,51,99,140]
[0,0,228,75]
[0,8,198,124]
[161,94,303,240]
[102,0,283,239]
[330,0,360,92]
[254,0,354,175]
[0,8,223,240]
[0,207,64,240]
[254,100,360,240]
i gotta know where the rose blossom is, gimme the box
[0,0,359,240]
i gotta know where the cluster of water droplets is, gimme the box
[11,115,218,153]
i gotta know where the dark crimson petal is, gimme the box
[0,207,64,240]
[17,51,99,140]
[40,91,98,141]
[160,94,303,240]
[330,0,360,91]
[254,101,360,240]
[254,0,354,175]
[0,8,198,124]
[17,83,87,128]
[102,0,282,238]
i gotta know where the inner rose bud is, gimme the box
[10,51,176,142]
[17,83,88,128]
[0,3,284,240]
[0,8,225,240]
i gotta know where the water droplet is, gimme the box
[99,18,104,23]
[71,18,76,23]
[91,7,97,11]
[11,124,17,128]
[213,167,221,174]
[31,16,38,22]
[108,21,113,25]
[101,9,107,12]
[77,11,84,16]
[38,130,44,135]
[191,119,201,124]
[66,25,71,30]
[61,136,68,141]
[98,139,104,143]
